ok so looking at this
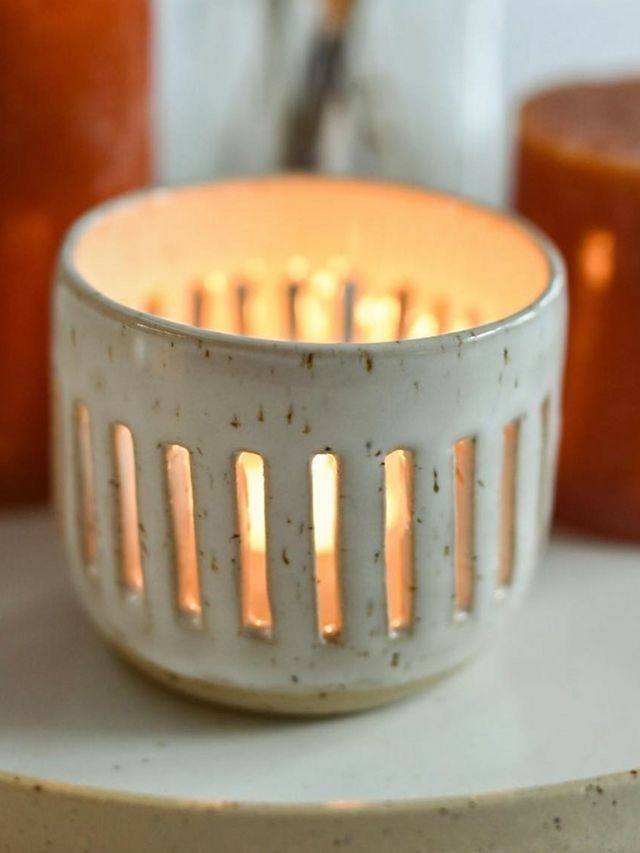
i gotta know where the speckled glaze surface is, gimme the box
[52,179,566,714]
[2,770,640,853]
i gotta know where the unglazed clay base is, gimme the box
[112,640,468,716]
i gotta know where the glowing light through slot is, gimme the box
[235,451,272,637]
[113,423,144,594]
[384,449,414,634]
[296,269,342,342]
[311,453,342,641]
[580,229,615,292]
[354,294,402,342]
[165,444,202,622]
[75,402,97,571]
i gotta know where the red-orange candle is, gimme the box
[515,79,640,540]
[0,0,151,505]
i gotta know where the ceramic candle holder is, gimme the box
[53,177,566,715]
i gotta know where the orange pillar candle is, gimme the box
[0,0,151,505]
[515,80,640,539]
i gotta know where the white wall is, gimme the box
[154,0,640,201]
[505,0,640,102]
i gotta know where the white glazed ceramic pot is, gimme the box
[52,176,566,714]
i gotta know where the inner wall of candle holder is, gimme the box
[73,178,550,344]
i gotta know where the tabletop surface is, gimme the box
[1,510,638,805]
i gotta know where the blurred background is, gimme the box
[2,0,640,529]
[154,0,640,197]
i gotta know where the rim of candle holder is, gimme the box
[59,174,565,356]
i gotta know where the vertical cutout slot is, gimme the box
[384,449,414,634]
[235,452,272,637]
[311,453,342,641]
[498,420,520,590]
[453,438,476,616]
[113,424,144,595]
[75,402,97,571]
[165,444,202,622]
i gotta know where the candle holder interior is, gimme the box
[57,177,563,715]
[74,177,548,344]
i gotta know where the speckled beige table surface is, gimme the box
[1,510,639,851]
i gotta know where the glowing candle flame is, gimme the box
[354,294,401,341]
[406,310,439,339]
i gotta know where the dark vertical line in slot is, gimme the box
[287,283,299,340]
[236,282,248,335]
[145,293,163,316]
[342,282,356,342]
[396,288,409,339]
[191,278,208,327]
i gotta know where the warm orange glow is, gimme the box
[190,278,207,327]
[406,309,439,339]
[295,269,342,341]
[190,272,230,329]
[145,291,164,316]
[74,178,549,346]
[580,228,615,292]
[326,254,350,279]
[286,254,310,282]
[165,444,201,620]
[454,438,475,615]
[113,423,144,594]
[295,290,334,341]
[354,294,402,342]
[449,311,476,333]
[311,453,342,640]
[236,452,272,634]
[199,271,236,332]
[384,450,414,633]
[75,402,97,570]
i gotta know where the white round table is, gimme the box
[1,510,638,851]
